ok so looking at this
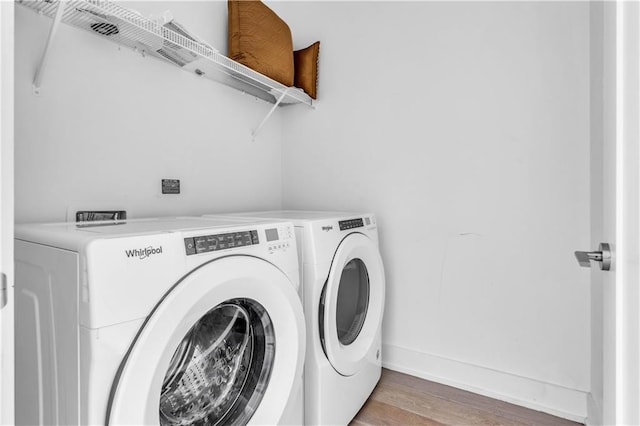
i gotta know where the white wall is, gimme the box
[15,1,283,223]
[275,1,591,421]
[15,0,595,421]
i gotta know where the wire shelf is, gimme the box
[19,0,313,107]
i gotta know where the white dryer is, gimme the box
[15,217,305,425]
[206,211,385,425]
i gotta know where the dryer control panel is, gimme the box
[184,230,259,255]
[338,218,364,231]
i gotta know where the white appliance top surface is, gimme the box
[73,217,255,235]
[15,216,288,248]
[217,210,369,222]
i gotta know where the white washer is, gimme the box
[205,211,385,425]
[15,217,305,425]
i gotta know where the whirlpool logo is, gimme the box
[321,226,333,232]
[125,245,163,260]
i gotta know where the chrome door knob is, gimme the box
[575,243,612,271]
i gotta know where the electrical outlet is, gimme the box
[162,179,180,194]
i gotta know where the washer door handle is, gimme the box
[575,243,612,271]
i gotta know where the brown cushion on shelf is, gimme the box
[228,0,294,87]
[294,41,320,99]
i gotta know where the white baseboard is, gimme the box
[586,393,602,426]
[382,343,588,423]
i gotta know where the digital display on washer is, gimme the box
[265,228,279,242]
[338,218,364,231]
[184,230,259,255]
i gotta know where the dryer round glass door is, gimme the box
[335,259,370,346]
[159,298,274,426]
[106,256,305,426]
[320,233,385,377]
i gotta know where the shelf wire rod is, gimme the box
[252,87,294,141]
[33,0,67,95]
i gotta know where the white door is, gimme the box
[107,256,305,425]
[589,2,640,424]
[320,233,385,376]
[0,1,15,424]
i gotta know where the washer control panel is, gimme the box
[184,230,259,255]
[266,225,294,254]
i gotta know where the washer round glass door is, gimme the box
[159,298,274,425]
[106,256,305,426]
[320,233,385,377]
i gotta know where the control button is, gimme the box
[184,238,196,256]
[250,230,259,244]
[194,236,209,254]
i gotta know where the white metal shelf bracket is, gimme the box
[33,0,66,95]
[251,87,294,141]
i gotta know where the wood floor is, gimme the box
[350,369,583,426]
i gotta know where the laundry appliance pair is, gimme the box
[14,216,305,425]
[207,211,386,425]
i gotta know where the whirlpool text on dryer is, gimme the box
[125,245,163,260]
